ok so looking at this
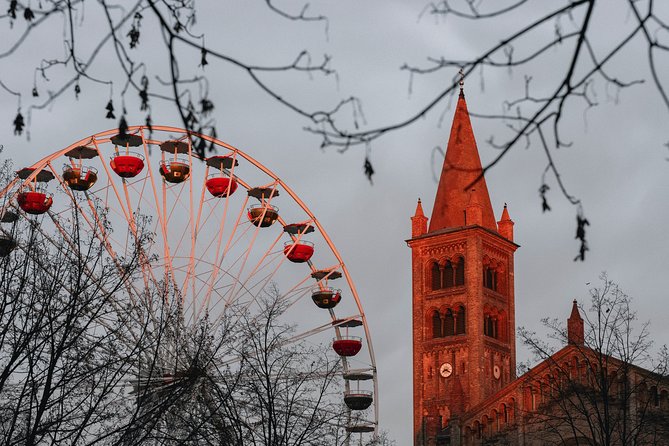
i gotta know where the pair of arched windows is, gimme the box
[432,306,466,338]
[483,315,498,339]
[483,267,498,291]
[431,258,465,291]
[483,313,506,340]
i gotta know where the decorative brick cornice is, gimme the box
[421,241,466,258]
[483,289,506,305]
[426,287,466,300]
[482,243,509,262]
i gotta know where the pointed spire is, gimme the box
[429,91,497,232]
[567,300,585,346]
[497,203,515,241]
[412,198,428,238]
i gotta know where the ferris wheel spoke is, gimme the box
[161,171,175,284]
[16,213,149,349]
[193,191,250,320]
[183,156,210,308]
[162,181,201,302]
[225,226,281,306]
[45,161,99,230]
[288,315,363,345]
[141,138,179,296]
[53,163,152,293]
[221,182,282,307]
[192,166,209,238]
[95,149,164,295]
[210,270,314,340]
[43,209,149,324]
[192,242,257,318]
[187,186,240,294]
[93,140,134,226]
[207,197,260,306]
[46,160,150,292]
[276,278,315,309]
[224,229,284,307]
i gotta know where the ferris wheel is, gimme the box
[0,126,378,443]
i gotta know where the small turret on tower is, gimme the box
[497,203,515,242]
[411,199,428,238]
[567,300,585,346]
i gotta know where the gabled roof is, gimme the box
[460,342,668,424]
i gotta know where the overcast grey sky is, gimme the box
[1,1,668,443]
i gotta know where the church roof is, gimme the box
[429,90,497,233]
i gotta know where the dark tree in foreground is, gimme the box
[330,0,668,260]
[3,2,668,260]
[214,290,346,445]
[0,0,335,155]
[518,275,669,445]
[0,191,151,443]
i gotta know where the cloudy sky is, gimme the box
[1,1,668,443]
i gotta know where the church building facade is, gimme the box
[408,85,669,446]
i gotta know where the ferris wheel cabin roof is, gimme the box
[66,146,98,159]
[110,133,143,147]
[333,319,363,328]
[160,140,189,154]
[248,186,279,200]
[343,371,374,381]
[206,155,238,170]
[16,167,54,182]
[283,223,314,235]
[311,269,342,280]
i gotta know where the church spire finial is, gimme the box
[458,68,465,97]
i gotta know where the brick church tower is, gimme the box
[407,84,519,445]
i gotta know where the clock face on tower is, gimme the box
[440,362,453,378]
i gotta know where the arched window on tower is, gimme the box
[443,261,454,288]
[456,306,466,334]
[652,386,660,407]
[432,311,442,338]
[483,266,497,291]
[432,257,465,290]
[484,314,499,339]
[431,262,441,291]
[455,257,465,286]
[444,309,455,336]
